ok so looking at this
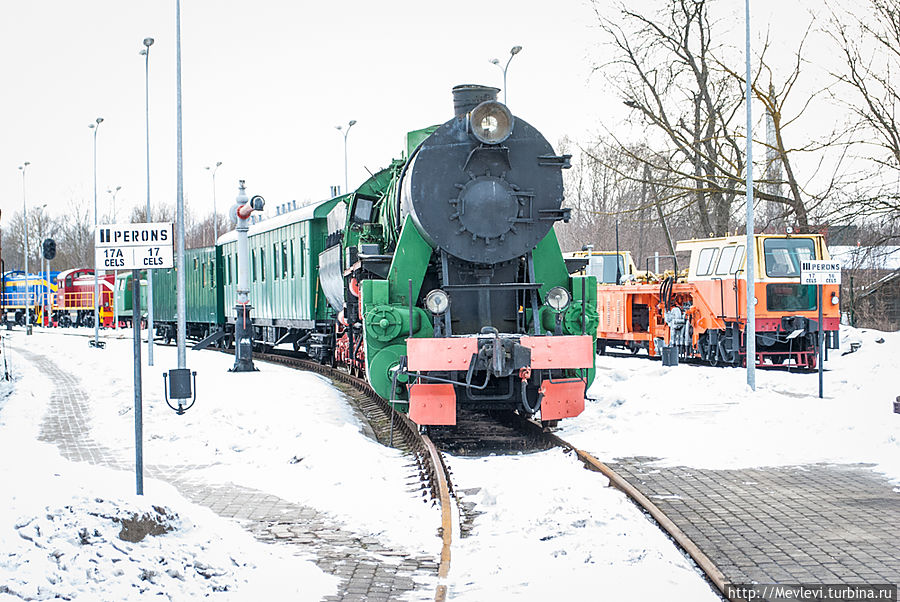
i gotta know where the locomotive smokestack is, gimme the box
[452,85,500,118]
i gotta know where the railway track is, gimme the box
[246,349,730,600]
[229,349,455,602]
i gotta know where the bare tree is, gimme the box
[595,0,746,237]
[56,199,96,268]
[829,0,900,221]
[593,0,849,238]
[1,206,62,271]
[716,29,854,234]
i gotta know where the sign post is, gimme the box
[95,222,173,495]
[800,260,841,399]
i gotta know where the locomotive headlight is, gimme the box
[545,287,571,312]
[831,293,840,305]
[425,289,451,316]
[469,100,514,144]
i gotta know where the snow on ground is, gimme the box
[0,336,337,601]
[6,328,440,555]
[566,326,900,484]
[446,450,721,601]
[6,325,897,601]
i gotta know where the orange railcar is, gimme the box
[583,234,839,368]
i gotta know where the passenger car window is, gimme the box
[273,244,279,279]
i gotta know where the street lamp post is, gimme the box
[744,0,756,390]
[335,120,356,195]
[490,45,523,105]
[107,185,121,222]
[89,117,104,348]
[18,162,31,335]
[205,161,222,244]
[141,36,155,366]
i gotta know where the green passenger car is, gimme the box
[218,198,340,346]
[151,246,224,341]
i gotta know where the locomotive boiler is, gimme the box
[320,85,599,426]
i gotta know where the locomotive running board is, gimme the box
[192,329,228,351]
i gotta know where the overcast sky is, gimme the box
[1,0,816,234]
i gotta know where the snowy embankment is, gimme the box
[0,340,336,601]
[566,326,900,483]
[0,328,440,600]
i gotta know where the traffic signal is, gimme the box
[42,238,56,261]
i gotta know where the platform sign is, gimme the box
[800,260,841,285]
[95,223,174,270]
[799,259,841,400]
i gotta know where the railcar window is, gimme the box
[281,242,288,278]
[202,264,206,288]
[763,238,815,277]
[716,246,737,275]
[730,245,745,273]
[290,241,295,278]
[766,283,817,311]
[227,255,232,285]
[300,238,306,277]
[273,243,279,280]
[696,248,718,276]
[194,258,198,270]
[251,250,257,282]
[209,260,215,287]
[260,249,266,281]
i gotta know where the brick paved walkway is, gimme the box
[610,458,900,593]
[13,343,438,602]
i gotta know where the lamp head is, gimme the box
[143,37,154,47]
[348,120,357,127]
[335,125,343,132]
[140,49,147,56]
[216,161,222,167]
[96,117,104,125]
[490,58,500,65]
[511,45,522,55]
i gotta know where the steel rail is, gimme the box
[539,427,732,600]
